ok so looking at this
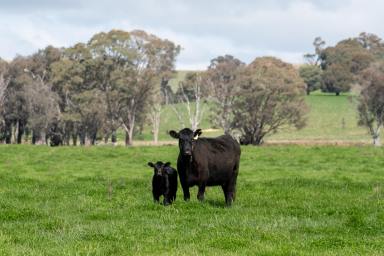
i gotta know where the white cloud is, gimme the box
[0,0,383,69]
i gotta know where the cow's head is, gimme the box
[169,128,202,156]
[148,161,171,176]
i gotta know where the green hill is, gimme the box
[134,91,375,144]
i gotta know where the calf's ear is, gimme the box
[194,129,202,139]
[169,130,179,139]
[147,162,154,167]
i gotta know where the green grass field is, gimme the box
[1,145,383,255]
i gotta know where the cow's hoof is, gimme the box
[225,200,233,207]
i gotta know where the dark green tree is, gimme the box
[299,64,322,95]
[232,57,308,145]
[319,38,374,95]
[205,55,245,134]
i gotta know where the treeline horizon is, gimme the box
[0,30,383,146]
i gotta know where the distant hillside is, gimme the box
[134,91,377,144]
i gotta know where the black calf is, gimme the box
[147,161,178,205]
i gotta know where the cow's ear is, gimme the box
[169,130,179,139]
[164,162,171,167]
[147,162,154,168]
[194,129,202,139]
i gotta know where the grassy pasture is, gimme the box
[0,145,383,255]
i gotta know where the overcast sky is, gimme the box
[0,0,383,69]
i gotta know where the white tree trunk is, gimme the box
[373,136,381,147]
[150,104,161,144]
[85,136,92,146]
[173,76,205,131]
[36,131,46,145]
[373,125,382,147]
[121,113,135,146]
[12,121,19,144]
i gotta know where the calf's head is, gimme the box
[148,161,171,176]
[169,128,202,156]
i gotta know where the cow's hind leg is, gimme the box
[221,184,228,203]
[197,183,206,201]
[222,182,234,206]
[223,175,238,207]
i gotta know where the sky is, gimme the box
[0,0,383,70]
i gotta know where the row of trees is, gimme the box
[0,30,383,146]
[0,30,180,146]
[300,32,384,96]
[298,32,384,146]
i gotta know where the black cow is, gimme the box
[49,133,63,147]
[169,128,241,206]
[147,161,178,205]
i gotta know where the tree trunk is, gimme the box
[125,131,133,146]
[72,134,77,146]
[373,134,381,147]
[104,134,109,144]
[91,133,97,145]
[17,121,24,144]
[126,126,134,146]
[65,135,70,146]
[122,115,135,146]
[5,121,11,144]
[36,131,46,145]
[111,130,117,146]
[12,121,19,144]
[153,131,159,145]
[151,106,161,145]
[254,136,264,145]
[32,131,36,145]
[84,135,92,146]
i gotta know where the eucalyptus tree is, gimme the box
[205,55,245,134]
[232,57,308,145]
[357,61,384,146]
[24,46,62,144]
[0,59,10,142]
[3,55,33,144]
[88,29,179,146]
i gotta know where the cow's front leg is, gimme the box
[197,183,206,201]
[163,197,171,206]
[153,194,160,203]
[180,180,190,201]
[183,187,190,201]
